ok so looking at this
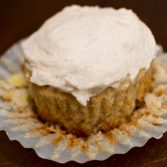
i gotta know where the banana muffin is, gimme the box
[22,5,156,136]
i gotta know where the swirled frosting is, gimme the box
[21,5,156,105]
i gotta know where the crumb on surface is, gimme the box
[8,73,27,88]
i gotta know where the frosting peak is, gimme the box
[22,5,156,105]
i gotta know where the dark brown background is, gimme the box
[0,0,167,167]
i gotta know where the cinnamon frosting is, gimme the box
[21,5,156,105]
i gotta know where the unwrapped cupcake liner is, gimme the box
[1,43,167,163]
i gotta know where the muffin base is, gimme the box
[26,64,153,136]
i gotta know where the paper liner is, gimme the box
[1,43,167,163]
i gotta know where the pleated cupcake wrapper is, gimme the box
[1,43,167,163]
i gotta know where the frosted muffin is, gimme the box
[22,5,156,136]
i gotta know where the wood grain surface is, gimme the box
[0,1,167,167]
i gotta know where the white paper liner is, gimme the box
[1,43,167,163]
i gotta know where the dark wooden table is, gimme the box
[0,1,167,167]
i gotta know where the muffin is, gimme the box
[22,5,156,136]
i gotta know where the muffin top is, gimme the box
[22,5,156,105]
